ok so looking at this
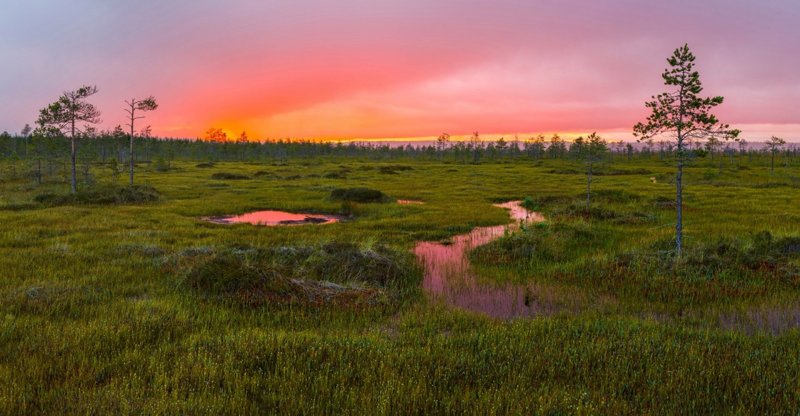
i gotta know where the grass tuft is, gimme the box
[330,187,388,203]
[33,184,161,206]
[211,172,250,180]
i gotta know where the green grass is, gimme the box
[1,156,799,414]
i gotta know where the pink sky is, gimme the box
[2,0,799,141]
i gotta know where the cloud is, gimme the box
[1,0,798,139]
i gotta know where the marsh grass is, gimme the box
[378,164,413,174]
[33,184,160,206]
[211,172,251,180]
[171,242,420,307]
[1,157,800,414]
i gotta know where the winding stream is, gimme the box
[415,201,548,319]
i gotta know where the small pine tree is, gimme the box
[634,45,738,256]
[765,136,785,174]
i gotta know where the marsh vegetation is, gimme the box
[1,138,799,413]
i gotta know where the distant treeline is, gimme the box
[0,131,797,166]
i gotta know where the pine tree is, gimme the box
[36,85,102,194]
[634,45,738,256]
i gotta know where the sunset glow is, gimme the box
[2,1,799,141]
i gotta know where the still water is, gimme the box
[207,210,340,226]
[415,201,547,319]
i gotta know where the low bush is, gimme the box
[379,165,413,174]
[154,156,171,172]
[591,189,642,203]
[548,168,581,175]
[596,168,653,176]
[549,168,652,176]
[651,195,677,209]
[614,231,800,285]
[195,162,215,168]
[323,171,347,179]
[34,184,161,206]
[330,187,388,203]
[471,222,608,266]
[556,204,655,224]
[211,172,250,180]
[171,242,421,306]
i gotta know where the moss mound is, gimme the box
[617,231,800,283]
[330,187,388,203]
[211,172,250,180]
[171,242,421,306]
[556,204,656,224]
[34,185,161,206]
[378,165,413,174]
[471,222,608,266]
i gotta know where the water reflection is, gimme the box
[207,210,340,226]
[415,201,547,319]
[718,307,800,336]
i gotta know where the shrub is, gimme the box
[196,162,215,168]
[338,201,361,216]
[556,204,655,224]
[548,168,581,175]
[591,189,642,203]
[211,172,250,180]
[521,196,538,212]
[34,185,161,206]
[172,242,421,306]
[548,168,652,176]
[616,231,800,284]
[471,222,607,266]
[378,165,413,174]
[597,168,653,176]
[323,171,347,179]
[154,156,171,172]
[330,187,388,203]
[652,195,677,209]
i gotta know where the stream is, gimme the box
[414,201,548,319]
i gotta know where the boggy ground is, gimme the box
[1,155,799,414]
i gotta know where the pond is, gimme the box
[206,210,340,226]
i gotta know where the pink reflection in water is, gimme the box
[415,201,546,319]
[718,307,800,336]
[208,210,339,226]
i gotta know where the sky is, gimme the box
[1,0,799,141]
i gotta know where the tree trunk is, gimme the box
[586,161,592,211]
[676,147,683,257]
[130,102,135,185]
[70,119,77,194]
[771,149,775,174]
